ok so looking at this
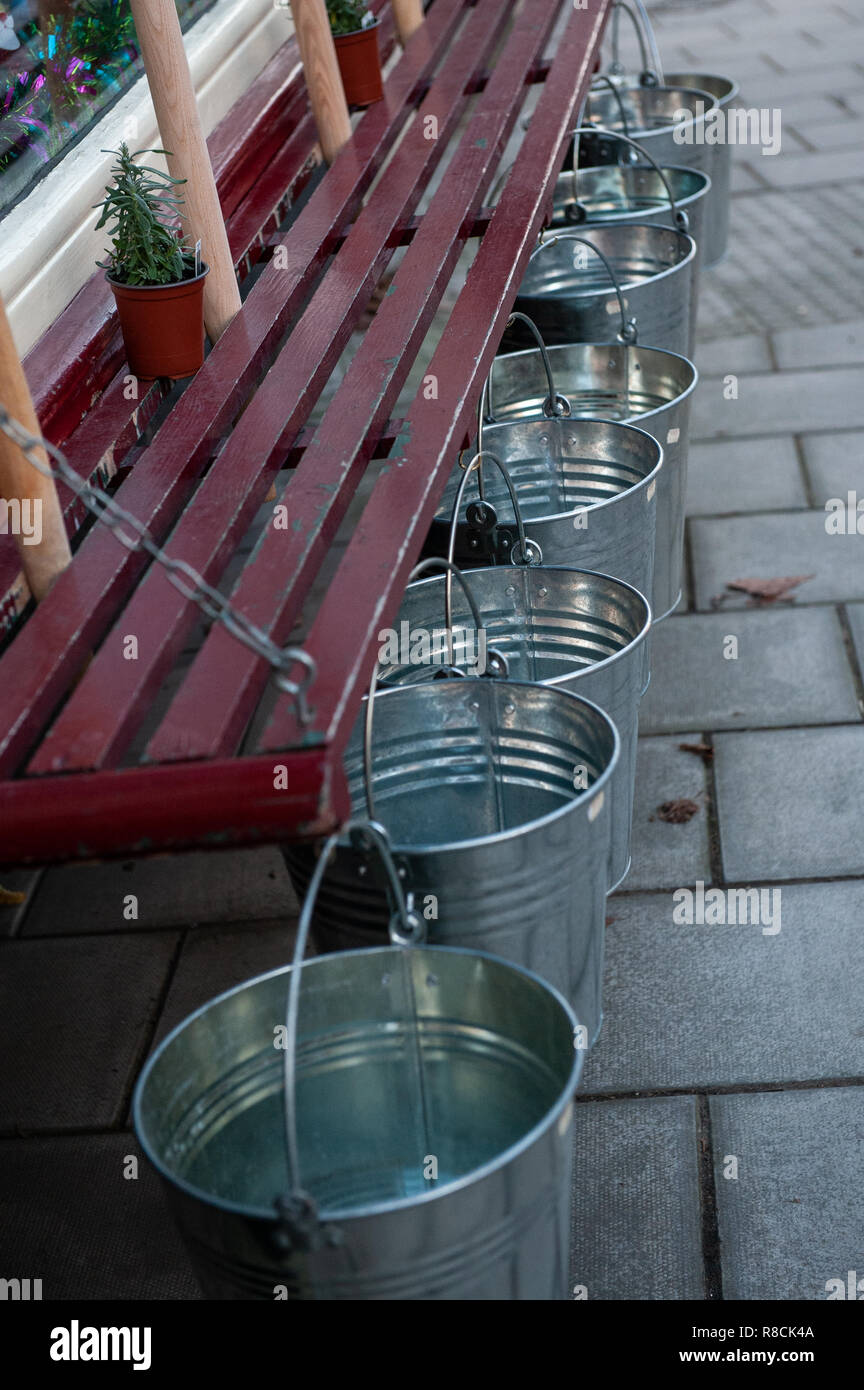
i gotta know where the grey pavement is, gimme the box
[1,0,863,1304]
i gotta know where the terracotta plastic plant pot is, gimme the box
[334,22,383,107]
[107,264,209,381]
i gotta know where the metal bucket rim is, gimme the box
[395,564,652,690]
[521,222,696,300]
[587,84,719,138]
[493,343,699,421]
[473,414,663,520]
[352,678,620,855]
[663,71,740,105]
[132,942,584,1224]
[559,162,713,210]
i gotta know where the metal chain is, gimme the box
[0,406,316,726]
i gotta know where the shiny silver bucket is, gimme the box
[551,127,710,343]
[580,85,719,241]
[285,675,619,1046]
[476,339,696,619]
[505,223,697,359]
[134,823,583,1300]
[382,557,651,891]
[429,416,661,617]
[664,72,739,264]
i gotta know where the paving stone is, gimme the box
[22,846,298,937]
[685,436,806,516]
[0,933,178,1132]
[690,511,864,609]
[691,368,864,441]
[151,920,300,1046]
[619,736,712,892]
[711,1088,864,1301]
[789,117,864,149]
[639,606,860,734]
[0,1133,200,1300]
[772,319,864,369]
[694,334,773,378]
[0,868,42,938]
[846,602,864,676]
[580,882,864,1093]
[729,161,767,193]
[755,149,864,189]
[715,725,864,880]
[762,95,856,126]
[736,65,864,103]
[801,429,864,501]
[570,1096,704,1301]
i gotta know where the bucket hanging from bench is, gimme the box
[389,462,651,890]
[551,127,710,340]
[134,823,583,1300]
[504,222,697,359]
[284,597,619,1046]
[471,317,695,620]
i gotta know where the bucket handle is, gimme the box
[365,557,504,823]
[565,126,689,232]
[585,74,632,139]
[449,449,541,575]
[480,311,571,437]
[528,232,638,345]
[277,819,424,1247]
[609,0,663,86]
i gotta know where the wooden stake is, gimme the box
[0,294,71,602]
[291,0,352,165]
[129,0,242,342]
[391,0,424,45]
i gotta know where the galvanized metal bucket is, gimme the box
[473,334,697,619]
[383,511,651,889]
[579,83,719,191]
[505,222,697,359]
[134,822,583,1300]
[663,72,739,265]
[552,128,709,344]
[285,669,619,1047]
[552,127,711,255]
[429,415,661,616]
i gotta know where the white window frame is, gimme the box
[0,0,296,358]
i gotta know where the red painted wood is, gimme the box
[0,0,466,780]
[0,749,345,865]
[0,0,612,862]
[261,0,611,754]
[147,0,564,766]
[30,0,516,775]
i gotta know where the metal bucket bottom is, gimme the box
[134,946,580,1299]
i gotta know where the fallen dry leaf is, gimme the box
[605,915,616,927]
[0,885,26,906]
[726,574,814,605]
[679,741,713,764]
[656,798,701,824]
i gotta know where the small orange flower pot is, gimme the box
[107,264,209,380]
[334,21,383,107]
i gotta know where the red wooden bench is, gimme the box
[0,0,611,866]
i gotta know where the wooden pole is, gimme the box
[291,0,352,165]
[0,294,71,602]
[391,0,424,45]
[128,0,242,342]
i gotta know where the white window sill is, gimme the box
[0,0,296,359]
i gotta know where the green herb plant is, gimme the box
[326,0,373,37]
[94,143,196,287]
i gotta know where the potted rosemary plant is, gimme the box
[327,1,382,107]
[95,143,209,380]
